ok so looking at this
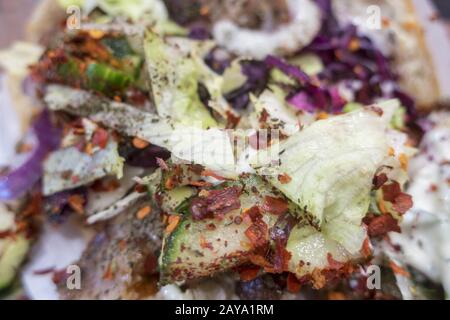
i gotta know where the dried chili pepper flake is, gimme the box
[201,170,230,181]
[166,215,180,234]
[68,194,85,215]
[132,137,150,149]
[368,106,384,116]
[360,237,372,258]
[134,184,147,193]
[367,214,401,237]
[245,219,268,249]
[103,264,114,280]
[327,253,345,270]
[392,193,413,214]
[92,127,109,149]
[238,265,260,282]
[287,273,301,293]
[84,142,94,155]
[388,147,395,156]
[262,196,288,216]
[88,29,105,39]
[349,38,360,51]
[21,192,42,217]
[191,186,241,220]
[92,179,120,192]
[136,206,151,220]
[189,180,213,187]
[372,173,388,190]
[429,184,439,192]
[311,269,326,289]
[389,261,410,277]
[398,153,408,171]
[277,173,292,184]
[328,292,346,300]
[199,235,214,250]
[316,112,329,120]
[382,182,402,202]
[52,269,70,285]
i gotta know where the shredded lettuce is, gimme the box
[252,101,401,255]
[144,33,218,128]
[43,139,124,195]
[44,85,176,149]
[286,225,356,277]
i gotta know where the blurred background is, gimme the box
[0,0,450,49]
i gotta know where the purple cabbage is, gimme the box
[119,142,170,168]
[44,187,87,223]
[225,60,269,110]
[188,23,211,40]
[0,110,61,200]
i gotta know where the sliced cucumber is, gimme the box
[159,176,280,284]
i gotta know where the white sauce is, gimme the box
[390,112,450,297]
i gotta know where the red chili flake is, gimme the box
[286,273,301,293]
[91,179,120,192]
[156,157,169,171]
[360,237,372,258]
[201,170,231,181]
[392,193,413,215]
[262,196,288,216]
[243,206,262,223]
[372,173,388,190]
[189,181,213,187]
[367,214,401,237]
[136,206,151,220]
[382,182,413,214]
[368,105,384,116]
[311,269,327,289]
[71,175,80,184]
[259,109,269,123]
[52,269,70,285]
[92,127,109,149]
[271,240,291,273]
[389,261,410,278]
[245,218,268,249]
[249,254,273,270]
[199,235,214,250]
[226,110,241,128]
[165,215,181,234]
[328,292,346,300]
[382,182,402,202]
[143,253,158,276]
[21,192,42,217]
[33,267,55,275]
[277,173,292,184]
[132,137,149,149]
[190,186,241,220]
[134,184,147,193]
[103,264,114,280]
[0,230,12,239]
[238,265,260,282]
[68,194,85,215]
[327,253,345,270]
[429,184,439,192]
[206,223,216,231]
